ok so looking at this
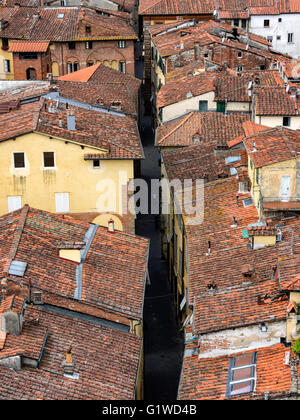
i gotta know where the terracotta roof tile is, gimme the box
[243,126,300,168]
[0,303,142,399]
[0,206,149,319]
[178,343,296,400]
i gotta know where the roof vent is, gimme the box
[32,291,43,305]
[241,264,255,277]
[231,216,238,227]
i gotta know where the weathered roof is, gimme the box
[156,111,250,148]
[0,206,149,319]
[0,7,137,42]
[0,302,142,400]
[178,343,298,400]
[243,126,300,168]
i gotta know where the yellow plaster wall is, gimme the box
[0,132,134,226]
[0,39,14,80]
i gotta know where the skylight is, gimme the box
[8,260,27,277]
[227,353,256,397]
[57,13,64,19]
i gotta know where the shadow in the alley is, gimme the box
[135,84,184,400]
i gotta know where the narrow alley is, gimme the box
[135,45,184,399]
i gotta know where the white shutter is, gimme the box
[55,193,69,213]
[8,196,22,213]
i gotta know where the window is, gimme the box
[19,52,38,60]
[68,42,76,50]
[55,193,69,213]
[239,181,249,193]
[256,168,259,185]
[87,60,94,67]
[264,19,270,27]
[199,100,208,112]
[237,51,242,58]
[267,36,273,43]
[85,25,91,33]
[2,37,8,50]
[236,65,243,72]
[241,19,247,29]
[217,101,226,113]
[118,40,126,48]
[8,196,22,213]
[278,17,282,22]
[85,41,92,49]
[93,160,100,168]
[119,61,126,73]
[57,12,64,18]
[283,116,291,126]
[288,33,294,43]
[4,59,10,73]
[227,353,257,397]
[67,62,79,73]
[43,152,55,168]
[277,35,281,40]
[13,152,25,168]
[243,198,253,207]
[233,19,239,27]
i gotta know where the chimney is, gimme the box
[1,277,7,300]
[63,346,74,376]
[206,240,211,255]
[108,218,115,233]
[58,118,63,128]
[231,216,238,227]
[32,13,39,24]
[194,43,201,60]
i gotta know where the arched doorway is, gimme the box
[26,68,36,80]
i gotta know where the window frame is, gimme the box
[68,41,76,50]
[264,19,270,28]
[283,116,291,127]
[119,61,126,73]
[4,59,10,73]
[85,41,92,50]
[93,159,100,169]
[13,152,25,169]
[8,196,22,213]
[118,40,126,49]
[43,152,56,169]
[226,353,257,397]
[288,33,294,43]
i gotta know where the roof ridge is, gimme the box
[3,205,29,275]
[157,112,195,144]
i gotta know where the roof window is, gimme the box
[57,13,64,19]
[227,353,256,397]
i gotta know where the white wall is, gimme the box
[255,114,300,130]
[161,91,216,122]
[249,13,300,59]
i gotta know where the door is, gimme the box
[280,176,290,202]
